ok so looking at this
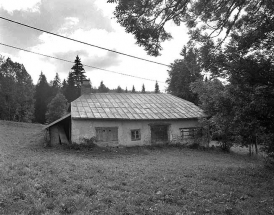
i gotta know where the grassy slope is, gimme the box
[0,121,273,215]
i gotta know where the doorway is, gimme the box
[151,125,169,144]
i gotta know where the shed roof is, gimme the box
[71,93,204,120]
[43,113,71,129]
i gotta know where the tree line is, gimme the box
[0,55,160,125]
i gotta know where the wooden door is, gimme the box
[151,125,168,144]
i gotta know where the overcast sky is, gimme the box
[0,0,189,91]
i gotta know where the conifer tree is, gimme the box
[142,84,145,93]
[132,85,136,93]
[71,55,86,89]
[49,72,61,99]
[34,72,50,123]
[64,72,78,103]
[52,73,61,89]
[125,87,128,93]
[61,79,67,94]
[155,81,160,93]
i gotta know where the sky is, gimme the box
[0,0,189,92]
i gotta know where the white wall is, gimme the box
[71,118,198,146]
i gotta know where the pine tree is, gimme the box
[52,73,61,90]
[125,87,128,93]
[46,92,68,123]
[63,72,78,103]
[155,81,160,93]
[61,79,67,94]
[141,84,145,93]
[34,72,50,123]
[49,72,62,100]
[71,55,86,89]
[132,85,136,93]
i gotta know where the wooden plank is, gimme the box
[50,126,60,146]
[58,125,69,144]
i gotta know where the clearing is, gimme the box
[0,120,273,214]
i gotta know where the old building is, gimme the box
[45,82,205,147]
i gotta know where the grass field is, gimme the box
[0,121,273,214]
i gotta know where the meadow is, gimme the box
[0,120,273,214]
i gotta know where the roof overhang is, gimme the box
[43,113,71,130]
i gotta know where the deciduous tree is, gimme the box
[108,0,272,56]
[46,92,68,123]
[0,57,35,122]
[98,81,109,93]
[167,46,201,104]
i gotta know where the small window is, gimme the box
[180,128,197,139]
[131,129,141,141]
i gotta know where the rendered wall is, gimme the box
[71,118,198,147]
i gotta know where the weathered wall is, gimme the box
[71,119,198,147]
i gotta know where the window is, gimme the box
[96,127,118,142]
[180,128,197,139]
[131,129,141,141]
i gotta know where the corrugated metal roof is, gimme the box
[71,93,204,120]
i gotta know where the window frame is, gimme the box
[180,127,198,139]
[131,129,141,141]
[95,127,118,142]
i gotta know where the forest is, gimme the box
[0,55,160,124]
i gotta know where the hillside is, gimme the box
[0,121,273,214]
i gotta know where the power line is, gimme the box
[0,16,170,67]
[0,42,165,84]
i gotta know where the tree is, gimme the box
[166,46,201,104]
[48,72,62,103]
[34,72,50,123]
[0,57,35,122]
[52,72,61,92]
[155,81,159,93]
[61,79,67,94]
[71,55,86,89]
[125,87,128,93]
[132,85,136,93]
[108,0,272,56]
[98,81,109,93]
[63,72,79,103]
[46,92,68,123]
[141,84,145,93]
[116,85,123,93]
[191,79,235,151]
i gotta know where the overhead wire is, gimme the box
[0,16,170,67]
[0,42,166,84]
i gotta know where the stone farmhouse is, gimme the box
[45,81,205,147]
